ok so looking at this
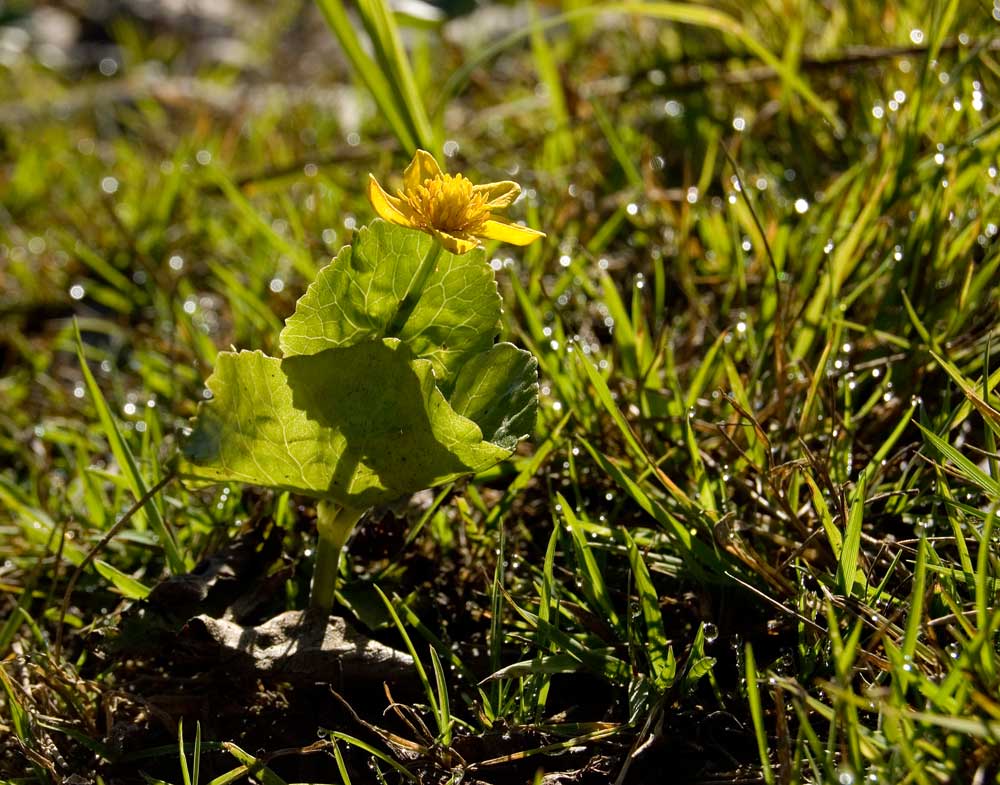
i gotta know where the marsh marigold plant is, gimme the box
[368,149,545,254]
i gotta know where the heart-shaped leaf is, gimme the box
[450,343,538,452]
[182,339,536,508]
[279,220,501,386]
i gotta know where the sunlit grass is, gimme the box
[1,0,999,782]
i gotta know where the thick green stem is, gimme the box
[310,501,367,613]
[386,242,443,336]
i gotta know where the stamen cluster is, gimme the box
[403,174,489,234]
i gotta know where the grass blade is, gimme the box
[74,321,185,574]
[744,643,775,785]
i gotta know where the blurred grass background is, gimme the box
[2,0,1000,783]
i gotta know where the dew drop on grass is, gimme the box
[702,622,718,643]
[663,101,683,118]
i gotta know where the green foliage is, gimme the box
[182,219,537,509]
[279,220,501,386]
[314,0,434,151]
[3,0,1000,782]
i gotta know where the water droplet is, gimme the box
[703,622,718,643]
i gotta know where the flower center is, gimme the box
[402,174,490,234]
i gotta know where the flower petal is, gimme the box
[368,174,413,227]
[403,149,443,192]
[473,180,521,209]
[479,217,546,247]
[432,228,479,255]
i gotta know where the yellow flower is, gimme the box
[367,149,545,255]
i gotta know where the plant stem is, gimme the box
[386,241,443,335]
[310,501,367,614]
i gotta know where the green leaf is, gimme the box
[918,423,1000,499]
[313,0,421,152]
[836,475,866,597]
[94,560,152,600]
[279,220,500,386]
[449,343,538,451]
[559,495,621,631]
[74,321,185,574]
[221,743,288,785]
[623,530,674,689]
[182,339,527,508]
[482,654,586,682]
